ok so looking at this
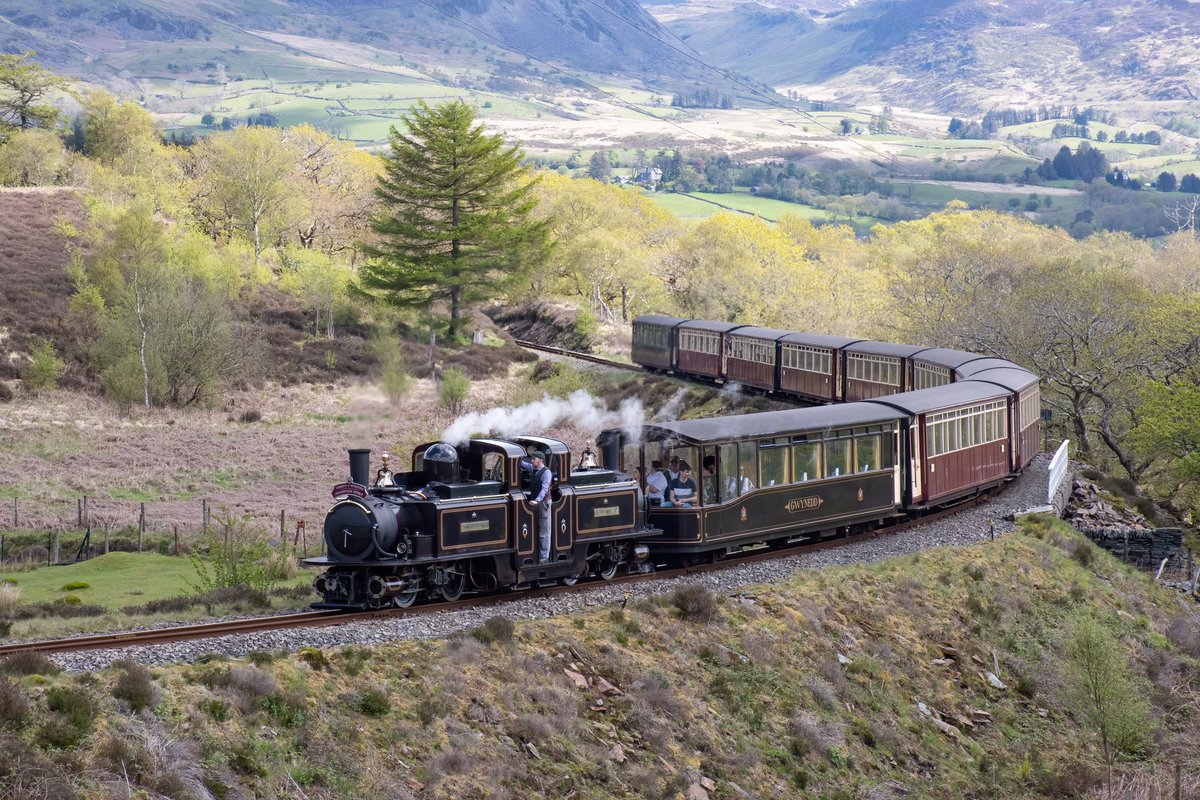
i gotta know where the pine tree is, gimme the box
[357,101,551,338]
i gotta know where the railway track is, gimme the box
[513,339,644,372]
[0,490,999,657]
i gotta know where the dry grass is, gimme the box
[0,583,19,615]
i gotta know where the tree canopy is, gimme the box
[356,100,551,338]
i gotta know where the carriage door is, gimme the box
[909,423,923,503]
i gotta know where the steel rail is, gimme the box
[513,339,645,372]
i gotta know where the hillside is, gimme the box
[652,0,1200,113]
[0,0,704,90]
[2,517,1198,797]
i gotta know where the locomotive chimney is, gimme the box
[597,431,621,472]
[348,449,371,487]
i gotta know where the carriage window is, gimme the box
[717,442,738,502]
[734,441,757,496]
[793,442,821,482]
[825,439,852,478]
[856,434,882,472]
[662,446,697,477]
[760,438,789,487]
[701,446,719,504]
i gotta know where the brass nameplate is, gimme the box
[785,495,824,513]
[593,506,621,518]
[460,520,491,533]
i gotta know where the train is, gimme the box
[304,318,1040,608]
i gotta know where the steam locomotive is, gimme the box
[304,436,657,609]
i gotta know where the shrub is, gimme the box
[377,343,411,400]
[227,666,277,699]
[0,382,12,403]
[470,615,515,645]
[0,651,60,676]
[298,646,328,670]
[352,687,391,717]
[112,659,161,712]
[239,409,262,423]
[60,582,90,592]
[416,695,449,726]
[0,679,31,729]
[190,508,292,594]
[21,337,65,393]
[672,585,719,623]
[438,367,470,414]
[1071,540,1095,567]
[201,698,230,722]
[262,690,306,727]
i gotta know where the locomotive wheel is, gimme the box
[393,590,420,608]
[561,567,586,586]
[597,558,619,581]
[440,570,467,602]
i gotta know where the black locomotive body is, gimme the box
[305,436,658,609]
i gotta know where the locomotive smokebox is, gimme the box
[348,449,371,486]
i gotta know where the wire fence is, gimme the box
[0,495,317,567]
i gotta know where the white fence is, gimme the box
[1048,439,1070,506]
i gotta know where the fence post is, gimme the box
[174,525,180,556]
[138,503,145,552]
[989,519,995,541]
[104,526,109,555]
[202,499,209,535]
[52,531,60,564]
[46,532,51,565]
[0,532,4,563]
[77,497,82,527]
[280,509,285,540]
[82,496,88,529]
[12,498,16,529]
[1175,764,1182,800]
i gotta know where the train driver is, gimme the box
[520,450,553,564]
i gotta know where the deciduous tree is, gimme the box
[0,52,71,137]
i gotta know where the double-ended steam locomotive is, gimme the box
[305,437,657,609]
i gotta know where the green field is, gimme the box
[650,190,883,232]
[0,552,203,610]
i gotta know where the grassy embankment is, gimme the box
[1,516,1197,798]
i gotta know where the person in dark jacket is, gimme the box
[520,450,553,563]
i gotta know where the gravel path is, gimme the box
[51,454,1054,672]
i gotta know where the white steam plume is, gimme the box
[442,389,647,446]
[654,387,688,422]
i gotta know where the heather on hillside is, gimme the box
[1,519,1197,798]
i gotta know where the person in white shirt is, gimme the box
[645,459,668,505]
[727,463,754,497]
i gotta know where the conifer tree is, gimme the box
[357,101,550,338]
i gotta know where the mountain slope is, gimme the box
[0,0,706,87]
[652,0,1200,111]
